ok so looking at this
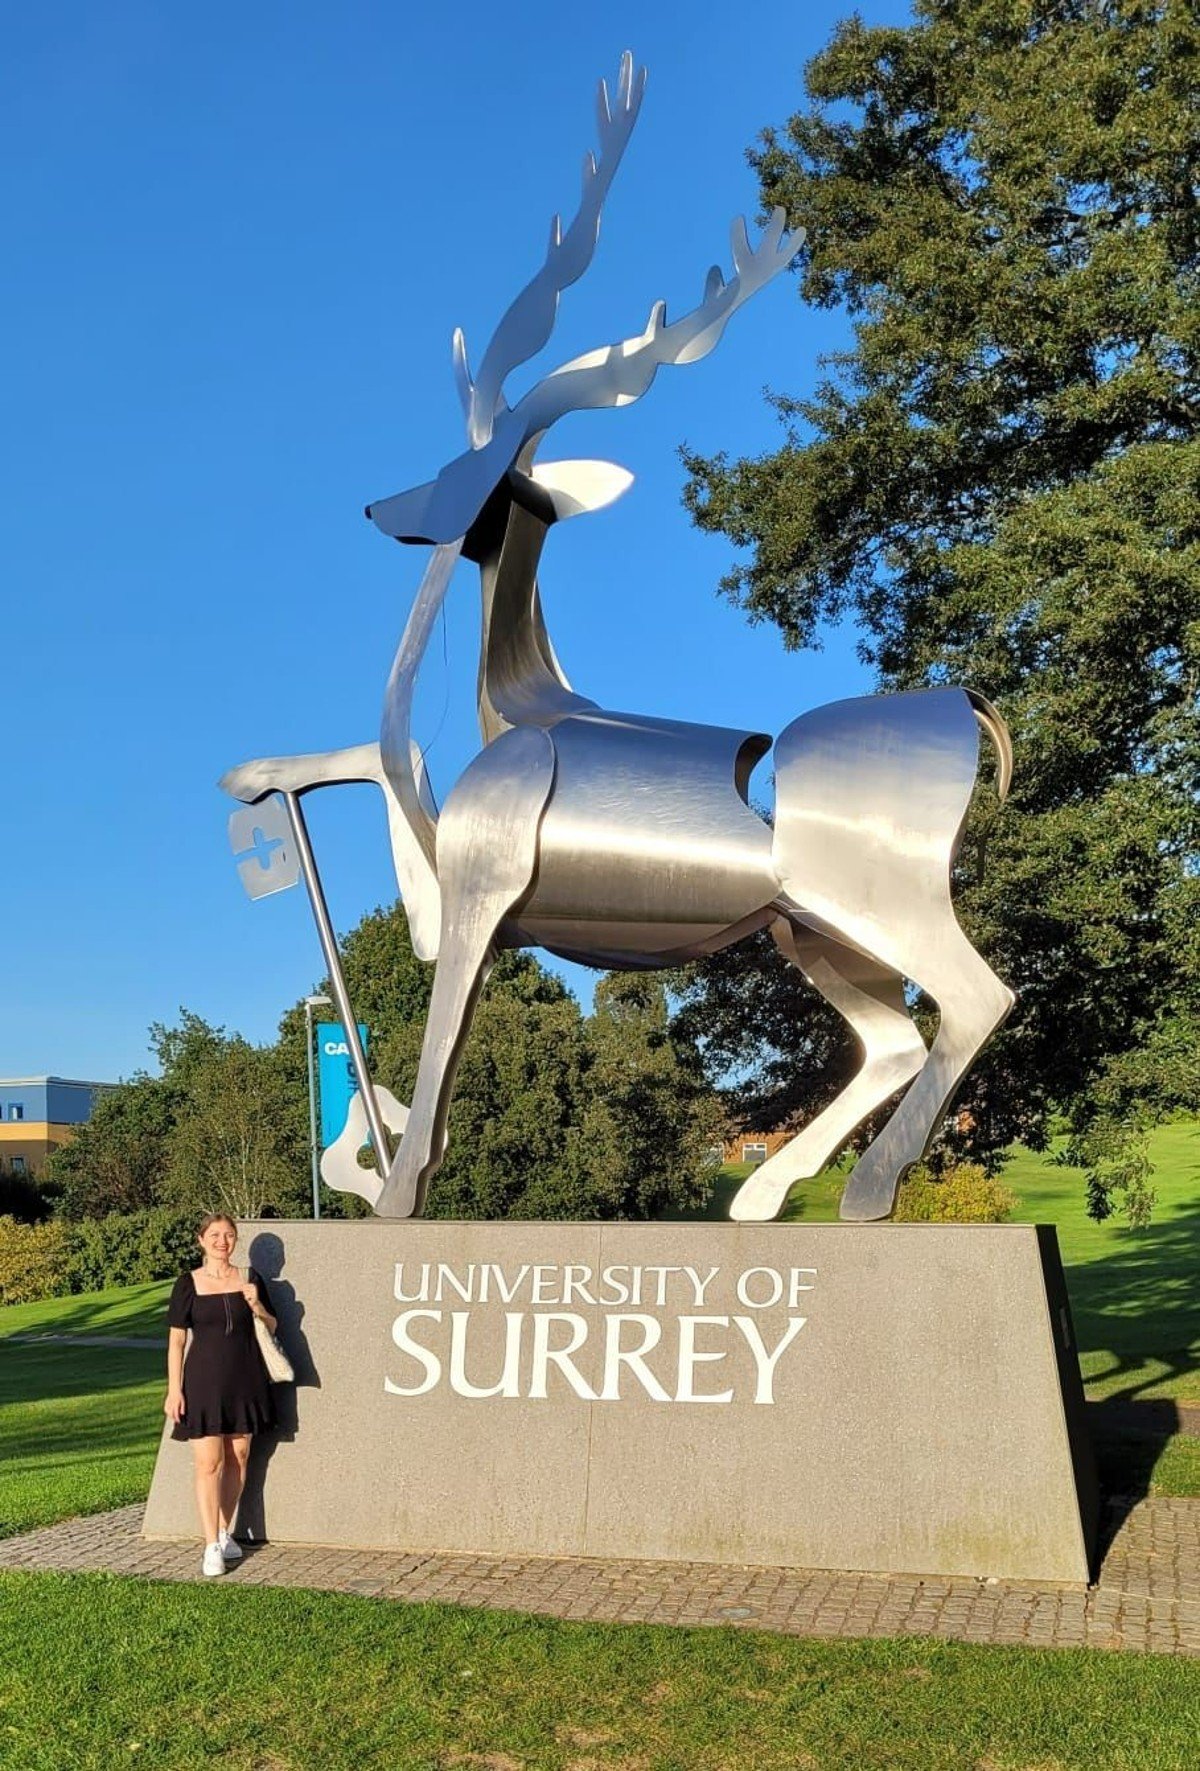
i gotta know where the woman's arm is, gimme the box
[243,1276,277,1335]
[164,1326,187,1422]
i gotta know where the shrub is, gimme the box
[0,1217,75,1305]
[894,1163,1017,1224]
[0,1209,200,1306]
[0,1172,54,1224]
[64,1209,197,1294]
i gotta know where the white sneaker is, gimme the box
[202,1542,225,1577]
[219,1529,243,1563]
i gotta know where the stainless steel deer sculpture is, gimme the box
[223,52,1014,1224]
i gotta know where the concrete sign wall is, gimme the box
[144,1221,1098,1583]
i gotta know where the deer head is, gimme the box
[365,51,803,549]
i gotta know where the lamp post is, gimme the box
[303,993,332,1219]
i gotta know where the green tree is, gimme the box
[47,1072,177,1219]
[286,902,720,1220]
[577,973,722,1220]
[681,0,1200,1217]
[49,1012,307,1223]
[162,1035,307,1221]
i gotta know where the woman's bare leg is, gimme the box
[191,1437,224,1544]
[219,1434,252,1536]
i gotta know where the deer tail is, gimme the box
[966,690,1013,802]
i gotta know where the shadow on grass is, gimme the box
[0,1345,161,1408]
[1065,1198,1200,1406]
[1066,1198,1200,1535]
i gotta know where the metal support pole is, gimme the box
[304,998,321,1219]
[282,791,392,1179]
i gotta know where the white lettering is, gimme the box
[385,1309,442,1395]
[562,1264,597,1307]
[675,1315,734,1404]
[642,1265,681,1307]
[492,1263,531,1304]
[394,1262,430,1303]
[528,1312,596,1400]
[734,1315,806,1404]
[598,1265,631,1305]
[599,1313,670,1402]
[788,1268,818,1306]
[735,1266,784,1309]
[435,1263,474,1303]
[448,1310,524,1398]
[684,1264,720,1307]
[531,1264,558,1304]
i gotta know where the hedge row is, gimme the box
[0,1209,198,1306]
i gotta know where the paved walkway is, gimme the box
[2,1495,1197,1656]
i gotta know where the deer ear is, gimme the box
[528,459,634,519]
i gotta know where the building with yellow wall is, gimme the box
[0,1076,113,1176]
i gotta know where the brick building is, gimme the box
[720,1127,793,1166]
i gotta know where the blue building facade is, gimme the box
[0,1076,113,1175]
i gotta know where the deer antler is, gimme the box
[455,51,646,449]
[512,207,801,438]
[366,57,804,546]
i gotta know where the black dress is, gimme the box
[168,1267,276,1440]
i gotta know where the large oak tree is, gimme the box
[677,0,1200,1217]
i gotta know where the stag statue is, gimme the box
[223,52,1014,1225]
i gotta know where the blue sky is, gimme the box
[2,0,912,1081]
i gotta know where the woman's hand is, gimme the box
[164,1387,185,1424]
[240,1281,260,1315]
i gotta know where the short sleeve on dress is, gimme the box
[167,1273,194,1330]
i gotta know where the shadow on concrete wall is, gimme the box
[239,1231,320,1543]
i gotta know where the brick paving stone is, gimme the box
[1,1496,1198,1655]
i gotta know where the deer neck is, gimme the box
[474,497,597,746]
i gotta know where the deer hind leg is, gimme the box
[837,920,1013,1220]
[375,726,556,1219]
[729,918,927,1223]
[772,686,1014,1222]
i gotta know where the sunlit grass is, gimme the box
[0,1346,162,1539]
[1,1571,1199,1771]
[0,1279,170,1342]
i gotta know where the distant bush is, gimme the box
[894,1163,1017,1224]
[0,1172,54,1225]
[65,1208,198,1294]
[0,1208,198,1305]
[0,1217,75,1305]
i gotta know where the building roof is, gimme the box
[0,1076,116,1089]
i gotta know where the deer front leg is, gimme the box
[375,726,556,1218]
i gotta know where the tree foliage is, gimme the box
[680,0,1200,1216]
[50,908,719,1226]
[302,907,719,1221]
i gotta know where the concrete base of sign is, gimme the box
[144,1221,1099,1584]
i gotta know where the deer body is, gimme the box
[225,53,1015,1225]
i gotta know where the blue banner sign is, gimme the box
[317,1023,370,1149]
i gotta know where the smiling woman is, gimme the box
[164,1214,279,1577]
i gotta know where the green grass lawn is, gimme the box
[1002,1121,1200,1405]
[0,1345,162,1540]
[0,1277,169,1341]
[1,1180,1199,1770]
[714,1121,1200,1405]
[1,1571,1198,1771]
[0,1127,1196,1546]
